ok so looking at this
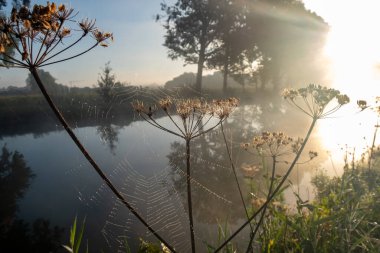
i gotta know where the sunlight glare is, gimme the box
[304,0,380,170]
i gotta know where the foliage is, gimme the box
[26,69,68,95]
[207,0,257,92]
[159,0,221,92]
[258,167,380,253]
[205,221,236,253]
[0,218,64,253]
[63,216,88,253]
[96,62,124,106]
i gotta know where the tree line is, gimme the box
[159,0,328,93]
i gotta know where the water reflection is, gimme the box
[97,122,121,153]
[0,93,345,251]
[0,145,64,253]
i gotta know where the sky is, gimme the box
[0,0,196,88]
[1,0,380,90]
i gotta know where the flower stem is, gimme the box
[29,67,176,253]
[186,138,196,253]
[214,117,317,252]
[245,156,277,252]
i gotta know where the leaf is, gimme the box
[74,217,86,253]
[62,245,73,253]
[70,216,77,248]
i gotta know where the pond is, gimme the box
[0,94,377,252]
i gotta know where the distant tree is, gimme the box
[246,0,329,90]
[96,62,123,106]
[160,0,220,93]
[164,72,196,89]
[26,69,68,95]
[0,0,30,10]
[12,0,30,9]
[229,47,263,89]
[207,0,258,93]
[0,0,6,10]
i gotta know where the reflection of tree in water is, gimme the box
[0,145,64,253]
[97,123,121,153]
[167,98,326,222]
[0,144,34,222]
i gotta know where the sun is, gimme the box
[303,0,380,168]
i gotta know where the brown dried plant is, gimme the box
[132,97,238,253]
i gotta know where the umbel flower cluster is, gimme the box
[132,97,239,140]
[0,2,112,68]
[282,84,350,118]
[242,131,303,157]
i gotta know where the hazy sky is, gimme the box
[0,0,196,88]
[1,0,380,89]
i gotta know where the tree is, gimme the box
[0,0,6,10]
[0,0,30,10]
[160,0,220,93]
[25,69,68,95]
[96,62,123,106]
[207,0,258,93]
[246,0,329,90]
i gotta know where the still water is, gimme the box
[1,98,377,252]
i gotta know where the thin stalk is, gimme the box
[220,123,254,235]
[368,120,378,171]
[29,67,176,253]
[214,117,317,252]
[39,33,86,64]
[40,43,98,67]
[192,118,223,139]
[165,110,186,136]
[186,139,196,253]
[245,156,276,252]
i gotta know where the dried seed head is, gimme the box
[158,97,173,111]
[244,131,300,157]
[308,151,318,160]
[283,84,349,118]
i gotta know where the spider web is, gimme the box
[56,86,263,252]
[1,80,313,252]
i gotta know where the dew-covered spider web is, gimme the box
[1,83,321,252]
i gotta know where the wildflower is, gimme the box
[0,2,112,67]
[79,18,96,34]
[55,4,74,21]
[357,100,368,110]
[132,97,238,140]
[244,131,299,157]
[308,151,318,160]
[282,84,350,119]
[131,100,156,117]
[211,97,239,119]
[92,29,113,43]
[251,197,266,209]
[158,97,173,111]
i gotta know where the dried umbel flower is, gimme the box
[132,97,238,140]
[243,131,300,157]
[308,151,318,160]
[357,100,368,110]
[0,2,113,68]
[282,84,350,119]
[210,97,239,119]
